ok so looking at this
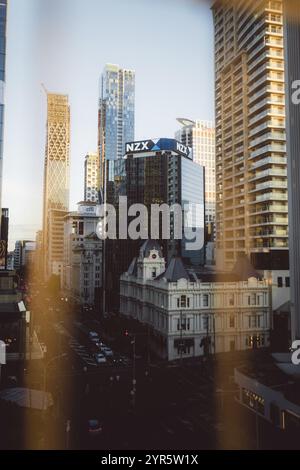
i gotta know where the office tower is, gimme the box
[84,152,99,203]
[63,202,102,306]
[0,0,7,222]
[46,208,68,278]
[98,64,135,190]
[13,240,35,271]
[42,93,70,279]
[105,138,205,312]
[176,119,216,241]
[212,0,288,272]
[284,0,300,340]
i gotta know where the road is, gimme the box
[5,290,298,450]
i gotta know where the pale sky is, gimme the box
[3,0,214,250]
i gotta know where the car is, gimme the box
[88,419,103,436]
[89,331,100,342]
[101,346,113,357]
[94,353,107,364]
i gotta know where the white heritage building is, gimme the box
[120,240,271,361]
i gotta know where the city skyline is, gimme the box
[2,0,300,454]
[2,0,214,251]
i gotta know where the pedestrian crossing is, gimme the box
[53,323,97,367]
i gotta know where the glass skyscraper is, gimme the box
[104,138,205,312]
[98,64,135,191]
[0,0,7,224]
[176,119,216,241]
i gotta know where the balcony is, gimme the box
[254,192,287,203]
[249,181,287,193]
[249,217,288,227]
[248,168,287,182]
[251,230,288,238]
[249,132,286,148]
[249,109,285,127]
[249,144,286,159]
[250,156,286,169]
[249,204,288,215]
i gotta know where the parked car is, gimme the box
[94,352,107,364]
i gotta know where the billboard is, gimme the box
[125,138,191,158]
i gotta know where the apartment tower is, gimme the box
[212,0,288,271]
[84,152,100,203]
[284,0,300,340]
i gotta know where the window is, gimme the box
[277,277,283,288]
[249,315,258,328]
[177,316,190,331]
[203,315,209,331]
[229,293,234,306]
[174,338,194,355]
[203,295,209,307]
[229,316,235,328]
[286,277,290,288]
[177,295,190,308]
[151,268,157,279]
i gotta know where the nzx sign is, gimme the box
[125,138,190,158]
[125,140,154,153]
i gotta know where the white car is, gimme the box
[89,331,100,343]
[94,353,107,364]
[101,346,113,357]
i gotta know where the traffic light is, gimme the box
[124,329,129,337]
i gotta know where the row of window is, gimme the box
[277,276,290,288]
[175,314,263,331]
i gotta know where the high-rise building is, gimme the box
[104,138,205,312]
[13,240,35,271]
[98,64,135,190]
[212,0,288,272]
[176,119,216,241]
[0,0,7,221]
[46,208,68,279]
[42,93,70,279]
[84,152,99,203]
[0,207,8,268]
[284,0,300,340]
[63,202,102,306]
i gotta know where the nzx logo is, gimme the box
[176,142,189,156]
[126,140,153,153]
[0,340,6,365]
